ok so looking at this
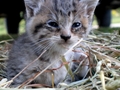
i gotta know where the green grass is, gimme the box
[93,8,120,25]
[95,27,120,33]
[0,18,25,41]
[0,18,7,34]
[0,18,25,35]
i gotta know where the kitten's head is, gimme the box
[24,0,98,53]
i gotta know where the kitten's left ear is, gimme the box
[24,0,44,18]
[82,0,99,20]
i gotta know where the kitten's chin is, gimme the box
[51,45,71,55]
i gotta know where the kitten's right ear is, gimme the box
[24,0,44,18]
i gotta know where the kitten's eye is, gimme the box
[72,22,81,28]
[47,21,59,28]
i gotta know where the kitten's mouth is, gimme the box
[57,40,74,48]
[58,40,72,44]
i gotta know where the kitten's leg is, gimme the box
[62,48,89,83]
[72,49,89,81]
[57,48,89,88]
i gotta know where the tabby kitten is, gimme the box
[6,0,99,87]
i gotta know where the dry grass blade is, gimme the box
[100,71,106,90]
[105,77,120,90]
[64,38,83,56]
[61,56,74,81]
[90,49,120,67]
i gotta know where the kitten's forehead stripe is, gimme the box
[53,0,75,16]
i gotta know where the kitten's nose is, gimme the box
[60,35,71,42]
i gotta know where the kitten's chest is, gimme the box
[37,53,71,72]
[34,56,68,85]
[39,51,74,68]
[37,55,63,70]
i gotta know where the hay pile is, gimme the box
[0,30,120,90]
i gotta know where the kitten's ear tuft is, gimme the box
[82,0,99,19]
[24,0,44,18]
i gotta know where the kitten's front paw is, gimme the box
[72,48,89,80]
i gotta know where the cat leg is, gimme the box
[72,49,89,81]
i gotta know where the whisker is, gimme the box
[25,34,60,55]
[48,41,57,51]
[32,42,50,53]
[33,40,54,55]
[29,38,51,48]
[35,43,53,55]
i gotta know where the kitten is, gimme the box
[6,0,99,87]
